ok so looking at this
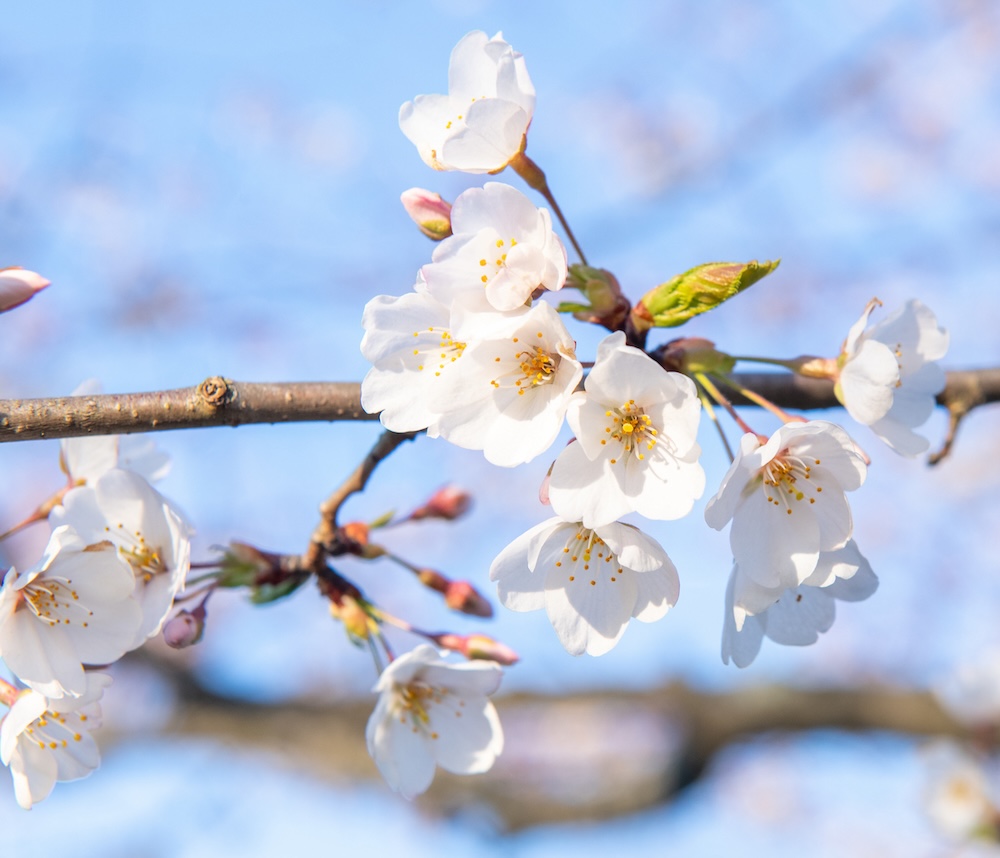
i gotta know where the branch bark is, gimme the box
[1,368,998,443]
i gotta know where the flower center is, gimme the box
[490,335,561,396]
[18,577,93,629]
[393,680,464,740]
[551,526,624,587]
[600,400,658,465]
[759,450,824,514]
[22,705,89,751]
[105,522,167,583]
[478,237,519,284]
[411,326,466,378]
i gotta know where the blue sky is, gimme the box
[2,0,1000,853]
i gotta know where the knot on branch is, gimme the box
[199,376,233,408]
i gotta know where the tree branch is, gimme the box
[2,369,998,443]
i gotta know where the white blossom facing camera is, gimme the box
[427,301,582,467]
[548,331,704,528]
[422,182,567,314]
[490,515,679,657]
[721,541,878,668]
[0,672,110,809]
[52,469,192,648]
[836,298,948,456]
[0,528,141,698]
[366,645,503,800]
[399,30,535,174]
[705,421,866,591]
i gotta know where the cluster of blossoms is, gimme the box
[0,413,191,808]
[358,29,951,798]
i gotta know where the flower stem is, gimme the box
[710,372,802,425]
[694,372,757,436]
[729,355,801,371]
[510,152,589,265]
[697,387,734,462]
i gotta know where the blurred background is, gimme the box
[1,0,1000,854]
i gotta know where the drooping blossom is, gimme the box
[704,421,866,590]
[422,182,567,314]
[366,645,503,799]
[548,331,704,527]
[399,31,535,174]
[52,469,192,647]
[721,541,878,668]
[60,381,171,487]
[1,672,111,809]
[0,528,141,697]
[491,515,679,657]
[0,267,49,314]
[836,298,949,456]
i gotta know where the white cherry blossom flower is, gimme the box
[52,469,192,648]
[548,332,704,528]
[705,421,866,590]
[935,649,1000,727]
[360,279,467,434]
[427,301,582,466]
[836,299,948,456]
[0,267,49,314]
[60,381,170,486]
[366,644,503,799]
[422,182,567,314]
[1,672,110,809]
[923,740,995,840]
[399,31,535,174]
[721,541,878,668]
[491,515,679,657]
[0,528,141,697]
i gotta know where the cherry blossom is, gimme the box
[399,31,535,174]
[721,541,878,668]
[0,672,110,809]
[0,527,141,697]
[52,469,192,647]
[422,182,567,314]
[836,299,949,456]
[426,301,582,466]
[922,741,996,840]
[366,644,503,799]
[491,515,679,656]
[704,421,866,590]
[547,331,704,527]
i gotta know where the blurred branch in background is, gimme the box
[130,648,965,831]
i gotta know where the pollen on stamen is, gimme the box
[568,576,575,581]
[479,259,487,267]
[495,239,504,248]
[481,275,488,283]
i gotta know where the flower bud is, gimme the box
[338,521,386,559]
[557,265,630,332]
[163,605,207,648]
[0,267,49,313]
[444,580,493,618]
[329,594,373,642]
[400,188,453,240]
[417,567,450,593]
[434,633,519,665]
[217,542,281,588]
[409,485,473,521]
[631,259,780,334]
[656,337,736,376]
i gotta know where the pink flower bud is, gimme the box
[444,580,493,618]
[163,607,206,648]
[0,268,49,313]
[400,188,453,241]
[434,633,519,665]
[409,485,473,521]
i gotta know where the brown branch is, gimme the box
[1,369,999,444]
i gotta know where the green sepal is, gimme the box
[248,574,308,605]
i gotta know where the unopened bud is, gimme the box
[631,259,780,333]
[417,567,450,593]
[434,633,519,665]
[790,355,839,380]
[444,580,494,618]
[338,522,386,559]
[557,265,630,332]
[330,594,373,642]
[409,485,473,521]
[217,541,281,588]
[656,337,736,375]
[163,605,207,648]
[401,188,453,240]
[0,268,49,313]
